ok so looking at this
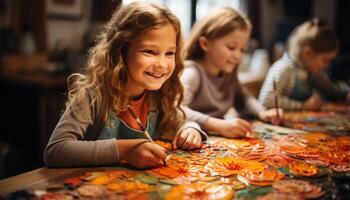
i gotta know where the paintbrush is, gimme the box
[273,79,280,121]
[127,105,166,166]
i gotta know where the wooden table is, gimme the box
[0,167,83,195]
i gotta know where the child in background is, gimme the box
[44,2,206,168]
[259,18,350,110]
[181,7,282,138]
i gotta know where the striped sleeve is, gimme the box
[311,71,350,101]
[259,60,303,110]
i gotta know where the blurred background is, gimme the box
[0,0,349,179]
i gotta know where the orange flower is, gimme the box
[149,163,188,178]
[215,139,250,150]
[164,182,233,200]
[302,132,330,145]
[272,180,324,199]
[107,181,153,193]
[238,168,285,186]
[289,161,318,176]
[267,155,291,168]
[89,170,138,185]
[205,157,266,177]
[220,177,247,190]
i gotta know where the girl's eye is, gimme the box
[227,46,236,50]
[143,50,156,55]
[166,51,176,56]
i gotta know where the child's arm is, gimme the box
[180,64,210,126]
[44,91,121,167]
[204,117,251,138]
[181,64,253,138]
[311,71,350,101]
[45,94,167,168]
[301,93,323,110]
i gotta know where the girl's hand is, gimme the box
[206,117,252,138]
[258,108,284,125]
[302,95,322,110]
[173,128,202,150]
[119,139,166,169]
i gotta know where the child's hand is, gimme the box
[258,108,283,125]
[206,117,251,138]
[302,95,322,110]
[173,128,202,150]
[119,139,166,169]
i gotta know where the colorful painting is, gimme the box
[1,122,350,199]
[283,111,350,136]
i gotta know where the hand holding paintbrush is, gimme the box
[257,79,283,125]
[273,79,281,122]
[127,105,167,166]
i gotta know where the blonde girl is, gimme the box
[181,7,281,138]
[44,2,206,168]
[259,18,349,110]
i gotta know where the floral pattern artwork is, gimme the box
[204,157,266,177]
[164,182,234,200]
[3,111,350,200]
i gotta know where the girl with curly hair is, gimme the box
[44,1,206,168]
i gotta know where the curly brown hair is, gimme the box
[67,1,185,135]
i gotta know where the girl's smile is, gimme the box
[144,71,167,79]
[125,24,177,97]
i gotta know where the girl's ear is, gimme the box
[302,46,314,57]
[199,36,209,52]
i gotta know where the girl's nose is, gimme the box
[154,56,168,69]
[232,49,242,60]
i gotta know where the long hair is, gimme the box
[183,7,251,61]
[67,1,185,134]
[287,18,339,57]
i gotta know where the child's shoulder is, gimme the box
[184,60,200,69]
[271,55,295,72]
[266,57,296,81]
[68,87,101,116]
[183,60,203,75]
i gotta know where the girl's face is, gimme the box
[201,29,250,75]
[125,24,177,97]
[303,48,337,73]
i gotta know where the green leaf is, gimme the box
[159,179,179,185]
[135,174,158,185]
[278,166,330,178]
[235,186,271,199]
[278,167,293,176]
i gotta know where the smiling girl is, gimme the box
[181,7,281,138]
[44,2,206,168]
